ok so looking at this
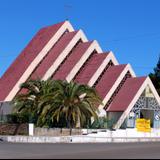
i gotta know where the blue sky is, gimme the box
[0,0,160,77]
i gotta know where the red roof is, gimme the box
[107,77,147,112]
[75,53,109,84]
[30,31,78,80]
[96,65,127,99]
[0,20,153,115]
[53,41,93,80]
[0,22,64,101]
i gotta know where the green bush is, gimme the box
[7,113,30,124]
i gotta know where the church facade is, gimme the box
[0,21,160,130]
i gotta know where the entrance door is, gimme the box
[140,109,154,127]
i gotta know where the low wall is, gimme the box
[83,128,160,138]
[34,128,160,138]
[0,129,160,143]
[1,128,160,143]
[34,128,82,136]
[0,124,28,135]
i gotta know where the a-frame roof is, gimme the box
[30,31,78,80]
[0,21,74,101]
[0,20,160,130]
[96,65,127,99]
[107,77,146,112]
[53,41,94,80]
[112,77,160,129]
[75,53,110,84]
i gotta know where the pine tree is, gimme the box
[149,56,160,95]
[154,56,160,78]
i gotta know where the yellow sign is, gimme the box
[136,119,151,132]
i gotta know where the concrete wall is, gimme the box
[34,128,82,136]
[83,128,160,138]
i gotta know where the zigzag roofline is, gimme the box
[0,21,160,130]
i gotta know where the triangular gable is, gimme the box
[75,52,117,85]
[113,77,160,129]
[2,21,75,102]
[98,64,136,111]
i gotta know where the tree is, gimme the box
[149,56,160,95]
[13,80,102,134]
[36,80,102,135]
[13,79,56,125]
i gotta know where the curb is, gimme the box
[1,136,160,143]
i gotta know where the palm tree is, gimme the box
[38,80,102,135]
[13,79,103,135]
[13,79,56,124]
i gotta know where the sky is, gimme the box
[0,0,160,77]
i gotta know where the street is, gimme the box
[0,142,160,159]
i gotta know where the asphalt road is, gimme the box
[0,142,160,159]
